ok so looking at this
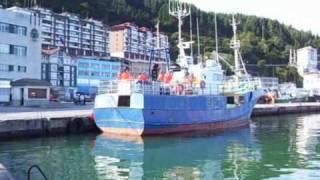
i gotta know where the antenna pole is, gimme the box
[189,6,193,57]
[214,12,219,61]
[169,0,191,68]
[156,20,160,49]
[196,13,201,62]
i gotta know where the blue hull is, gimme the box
[94,90,262,135]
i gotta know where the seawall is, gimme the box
[0,108,99,139]
[253,102,320,116]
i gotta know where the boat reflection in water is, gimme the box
[92,127,260,179]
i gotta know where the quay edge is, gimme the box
[0,113,99,139]
[252,102,320,116]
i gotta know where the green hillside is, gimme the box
[3,0,320,86]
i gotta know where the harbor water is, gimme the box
[0,113,320,179]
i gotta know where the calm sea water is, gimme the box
[1,114,320,180]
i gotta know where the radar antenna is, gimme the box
[230,14,248,78]
[169,0,193,68]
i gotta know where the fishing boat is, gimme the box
[93,1,263,136]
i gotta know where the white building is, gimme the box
[296,46,318,75]
[303,74,320,90]
[294,46,320,91]
[0,7,42,103]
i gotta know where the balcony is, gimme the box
[42,33,52,39]
[55,19,65,24]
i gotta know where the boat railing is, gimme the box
[99,78,261,96]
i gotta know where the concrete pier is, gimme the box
[0,105,98,139]
[253,102,320,116]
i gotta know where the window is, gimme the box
[102,64,110,69]
[112,65,120,71]
[91,71,100,76]
[118,96,130,107]
[50,64,58,71]
[78,70,89,76]
[64,66,70,72]
[64,73,70,79]
[11,45,27,56]
[0,23,9,33]
[17,66,27,73]
[2,44,27,56]
[0,22,26,36]
[79,62,89,68]
[28,88,47,99]
[101,72,110,77]
[8,65,14,72]
[17,26,27,36]
[0,44,9,54]
[90,63,100,69]
[0,64,9,72]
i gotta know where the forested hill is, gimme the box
[3,0,320,85]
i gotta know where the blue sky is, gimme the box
[181,0,319,35]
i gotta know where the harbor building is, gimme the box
[295,46,320,92]
[0,7,42,103]
[77,57,121,96]
[41,48,77,100]
[109,22,169,76]
[11,78,51,106]
[30,7,110,57]
[296,46,318,75]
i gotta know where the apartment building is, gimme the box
[41,48,77,100]
[31,7,109,57]
[110,22,169,61]
[0,7,42,102]
[109,22,169,76]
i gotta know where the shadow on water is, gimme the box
[0,113,320,179]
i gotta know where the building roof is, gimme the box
[11,79,51,87]
[111,22,137,31]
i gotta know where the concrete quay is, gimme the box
[0,104,98,139]
[253,102,320,116]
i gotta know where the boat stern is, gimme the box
[93,93,145,136]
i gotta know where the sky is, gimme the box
[180,0,320,35]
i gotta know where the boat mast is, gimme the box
[156,19,160,49]
[169,0,191,69]
[230,14,241,77]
